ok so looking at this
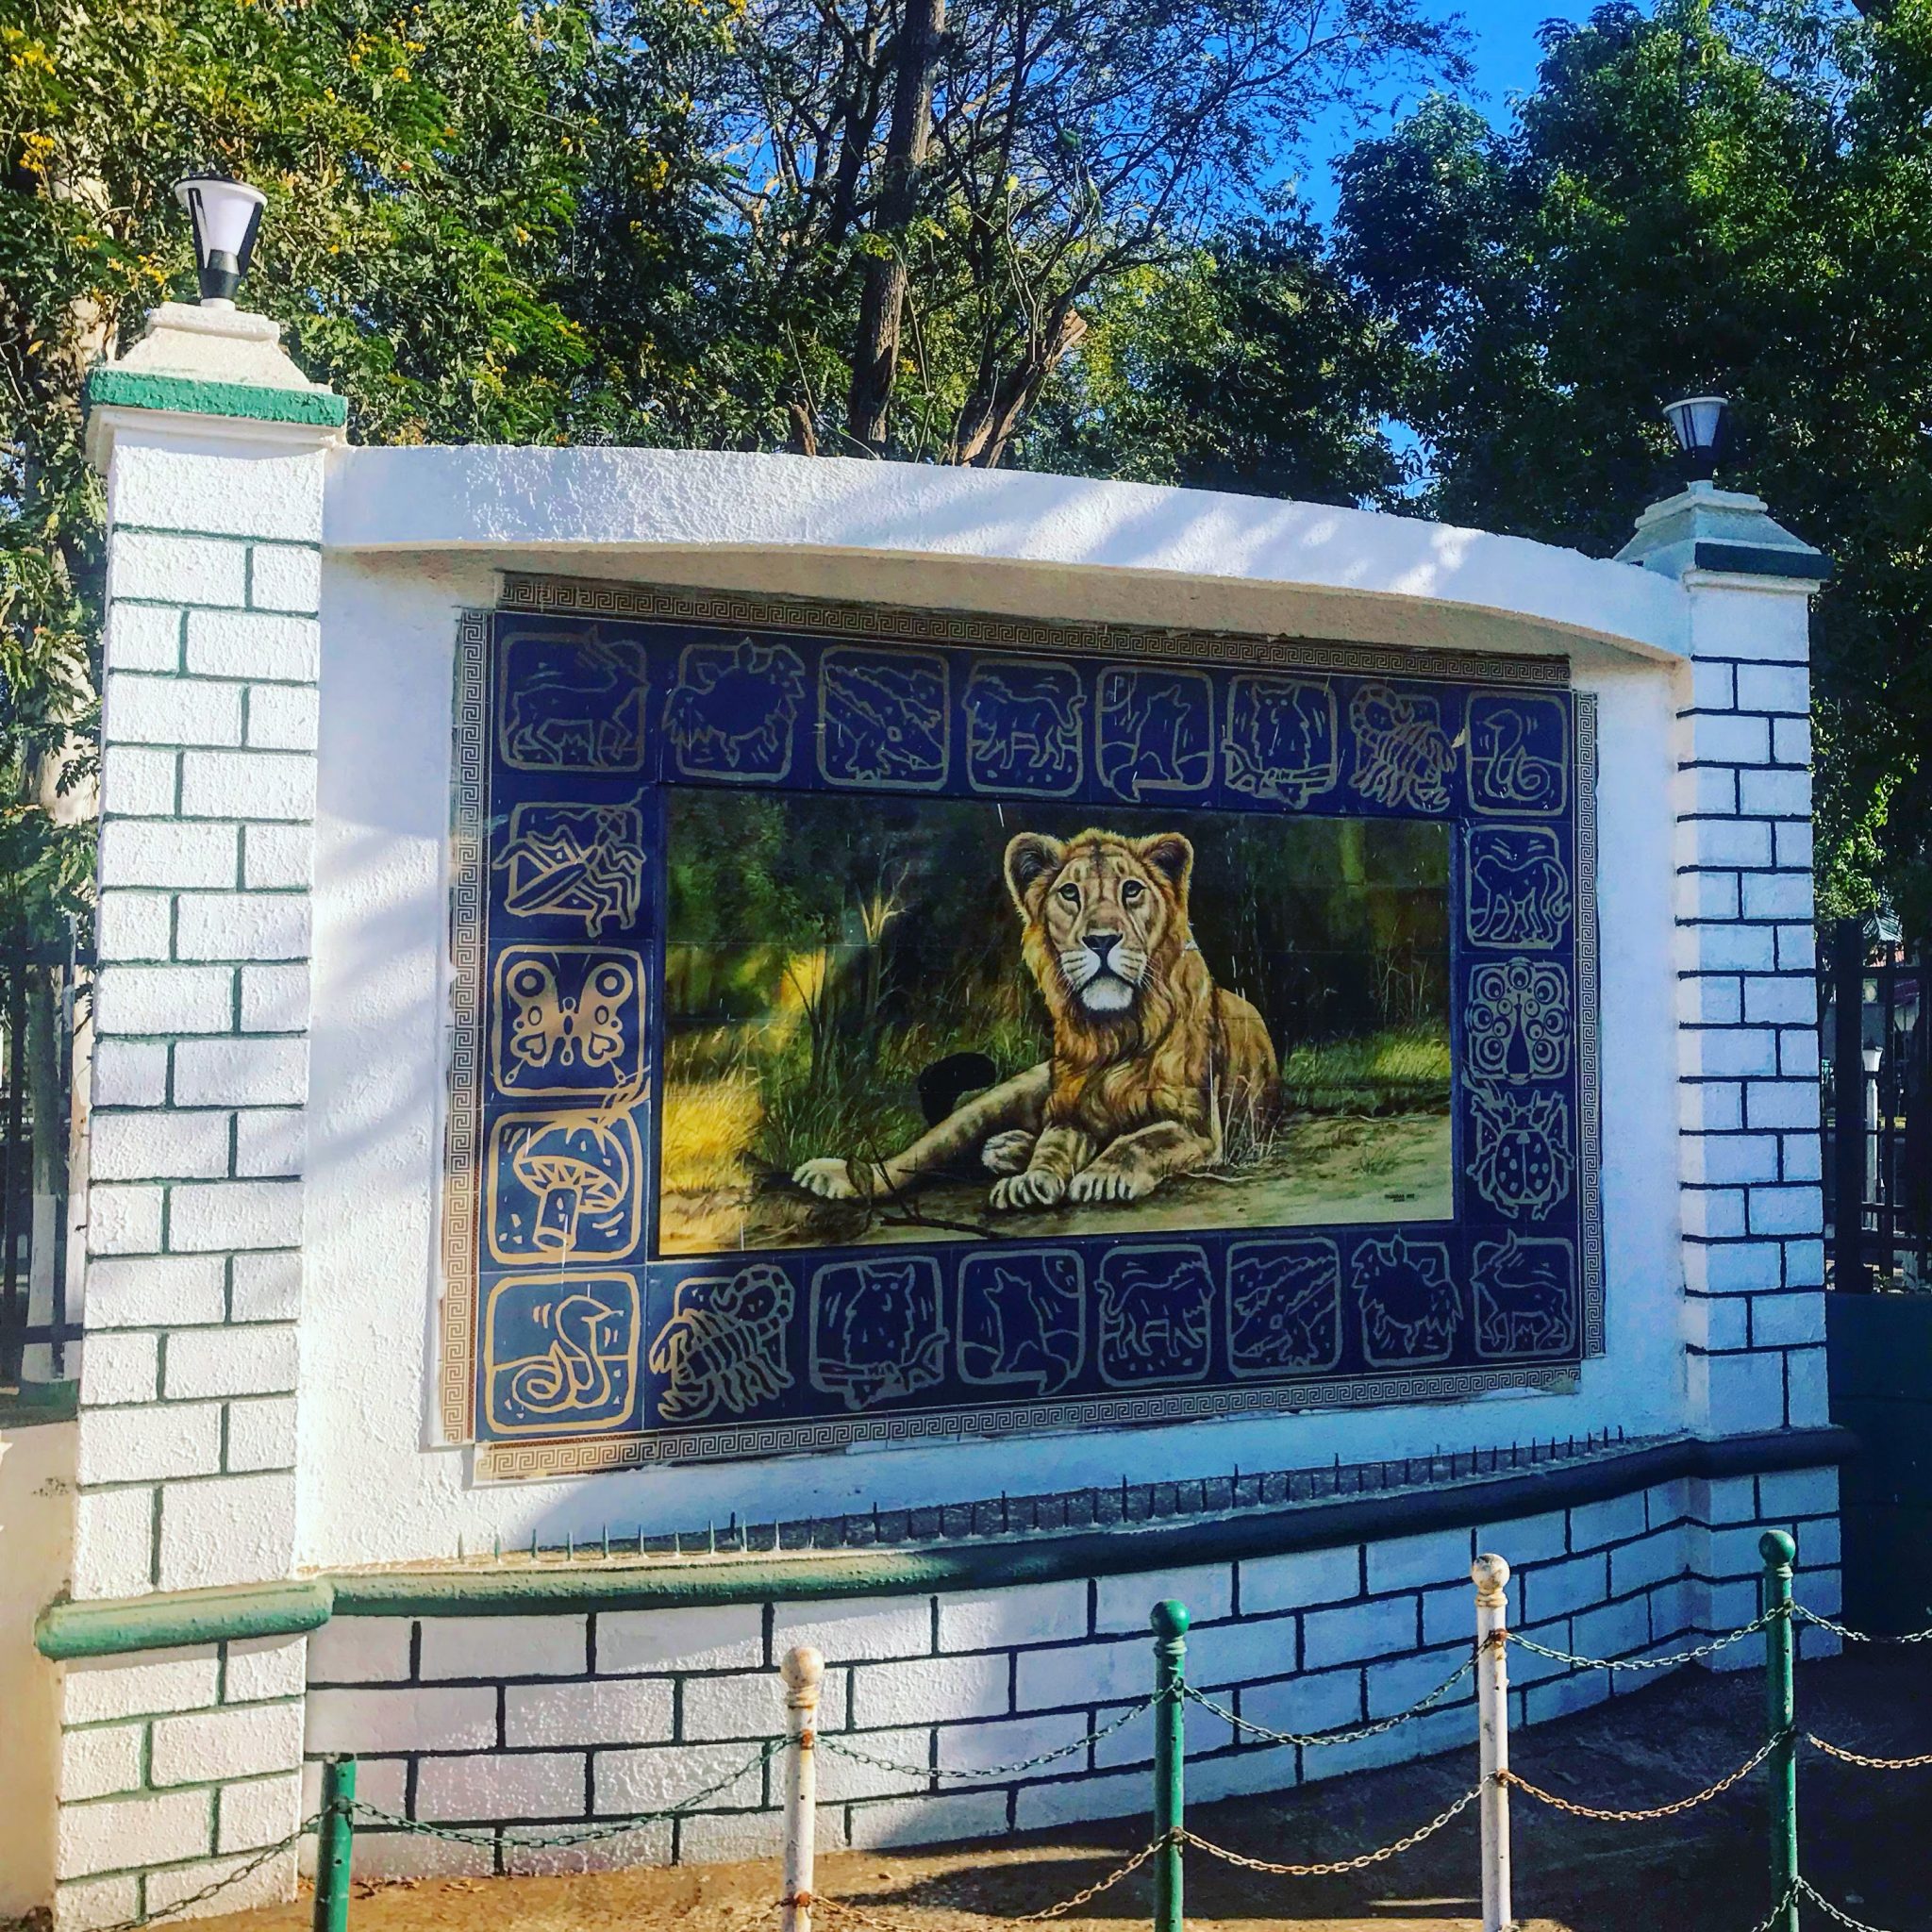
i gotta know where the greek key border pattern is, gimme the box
[1576,692,1606,1357]
[475,1363,1577,1479]
[439,610,491,1442]
[496,574,1571,690]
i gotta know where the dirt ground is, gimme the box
[168,1649,1928,1932]
[661,1112,1454,1252]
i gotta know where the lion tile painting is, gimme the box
[662,795,1451,1253]
[447,596,1599,1462]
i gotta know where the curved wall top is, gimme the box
[325,446,1688,667]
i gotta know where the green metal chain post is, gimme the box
[313,1755,358,1932]
[1760,1531,1798,1932]
[1151,1599,1190,1932]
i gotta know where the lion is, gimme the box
[791,828,1281,1213]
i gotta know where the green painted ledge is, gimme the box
[38,1578,334,1661]
[86,366,348,429]
[36,1425,1854,1659]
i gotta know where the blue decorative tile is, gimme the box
[1466,1085,1574,1220]
[1464,825,1572,948]
[1353,1234,1459,1367]
[1468,691,1568,816]
[1222,675,1339,807]
[958,1249,1085,1395]
[1472,1233,1576,1358]
[664,636,807,781]
[647,1261,797,1422]
[1349,683,1457,812]
[1096,665,1213,800]
[820,648,950,789]
[1226,1238,1342,1376]
[499,632,648,773]
[963,658,1086,794]
[483,1273,641,1435]
[809,1257,949,1409]
[491,946,644,1095]
[1096,1245,1214,1386]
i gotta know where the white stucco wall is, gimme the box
[292,449,1697,1574]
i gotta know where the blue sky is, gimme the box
[1298,0,1597,221]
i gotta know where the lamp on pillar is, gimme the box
[174,175,266,308]
[1661,393,1728,484]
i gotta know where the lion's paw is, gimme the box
[1067,1165,1154,1203]
[990,1169,1065,1211]
[792,1157,859,1200]
[981,1129,1038,1176]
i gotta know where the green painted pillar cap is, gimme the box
[1151,1598,1190,1638]
[1760,1528,1798,1567]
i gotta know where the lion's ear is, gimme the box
[1004,833,1065,911]
[1137,833,1193,898]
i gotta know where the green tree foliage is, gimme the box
[1018,220,1412,506]
[1328,0,1932,939]
[0,0,632,944]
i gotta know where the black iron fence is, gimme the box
[0,940,88,1401]
[1822,920,1929,1291]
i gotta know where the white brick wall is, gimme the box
[1673,563,1827,1435]
[58,410,331,1931]
[298,1464,1840,1879]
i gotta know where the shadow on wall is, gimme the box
[0,1420,75,1915]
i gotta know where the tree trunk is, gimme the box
[846,0,945,452]
[954,305,1087,467]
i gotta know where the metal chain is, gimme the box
[805,1831,1174,1928]
[1499,1735,1783,1822]
[1507,1609,1782,1674]
[1176,1784,1482,1876]
[1801,1878,1915,1932]
[83,1817,319,1932]
[1793,1605,1932,1646]
[1744,1886,1801,1932]
[1805,1732,1932,1772]
[354,1740,784,1849]
[1184,1651,1475,1748]
[817,1694,1162,1781]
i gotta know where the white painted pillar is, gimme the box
[53,306,343,1930]
[1621,485,1837,1650]
[1473,1555,1512,1932]
[1621,489,1831,1437]
[780,1645,824,1932]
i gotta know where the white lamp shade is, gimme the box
[1662,394,1726,457]
[174,176,267,304]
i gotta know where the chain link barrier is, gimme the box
[1507,1607,1786,1674]
[1801,1878,1914,1932]
[804,1830,1175,1929]
[1793,1606,1932,1646]
[817,1694,1164,1781]
[1182,1650,1475,1749]
[354,1740,785,1850]
[85,1816,320,1932]
[1805,1732,1932,1772]
[1177,1784,1482,1876]
[1498,1736,1783,1823]
[1744,1887,1802,1932]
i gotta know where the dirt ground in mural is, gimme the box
[158,1650,1929,1932]
[661,1110,1454,1252]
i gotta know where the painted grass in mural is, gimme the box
[661,791,1449,1254]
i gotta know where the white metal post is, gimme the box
[780,1644,824,1932]
[1473,1555,1513,1932]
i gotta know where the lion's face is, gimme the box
[1005,831,1193,1016]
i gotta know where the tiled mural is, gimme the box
[444,589,1600,1472]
